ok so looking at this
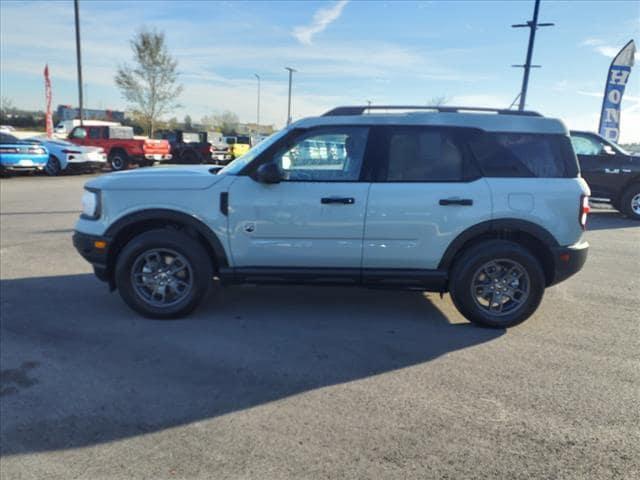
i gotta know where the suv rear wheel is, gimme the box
[449,240,545,328]
[115,229,213,319]
[619,183,640,220]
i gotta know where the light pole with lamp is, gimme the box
[254,73,261,134]
[285,67,296,125]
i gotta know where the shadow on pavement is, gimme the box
[587,210,639,231]
[0,273,504,455]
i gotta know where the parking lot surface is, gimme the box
[1,174,638,479]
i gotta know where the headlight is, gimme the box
[81,189,101,219]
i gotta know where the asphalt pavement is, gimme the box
[1,174,638,479]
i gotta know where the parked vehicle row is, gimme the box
[0,132,108,176]
[68,125,172,171]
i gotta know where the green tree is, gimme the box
[215,111,239,135]
[184,114,192,131]
[115,28,182,136]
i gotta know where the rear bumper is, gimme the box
[550,240,589,286]
[73,231,111,283]
[143,154,173,161]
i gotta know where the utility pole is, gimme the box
[512,0,553,111]
[74,0,84,125]
[254,73,261,133]
[285,67,296,125]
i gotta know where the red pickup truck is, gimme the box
[68,125,172,171]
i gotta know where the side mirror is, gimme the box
[603,145,616,155]
[254,163,282,184]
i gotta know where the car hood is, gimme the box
[86,165,226,191]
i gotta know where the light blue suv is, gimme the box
[73,106,590,328]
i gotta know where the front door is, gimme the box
[227,126,371,268]
[571,132,619,198]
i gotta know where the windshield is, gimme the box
[218,129,289,175]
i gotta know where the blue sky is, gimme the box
[1,0,639,140]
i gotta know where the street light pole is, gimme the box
[285,67,296,126]
[254,73,261,134]
[512,0,553,111]
[74,0,84,126]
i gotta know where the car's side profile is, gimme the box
[74,106,590,328]
[570,130,640,219]
[27,137,107,176]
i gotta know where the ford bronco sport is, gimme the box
[73,106,590,328]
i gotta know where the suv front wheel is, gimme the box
[115,229,213,319]
[449,240,545,328]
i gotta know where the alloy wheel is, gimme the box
[470,259,530,317]
[131,248,193,308]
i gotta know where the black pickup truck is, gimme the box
[153,130,213,164]
[570,130,640,220]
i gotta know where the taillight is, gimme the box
[580,195,590,230]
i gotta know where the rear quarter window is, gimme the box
[469,132,578,178]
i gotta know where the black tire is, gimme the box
[109,150,129,171]
[181,150,200,164]
[449,240,545,328]
[44,155,62,176]
[115,229,213,319]
[619,183,640,220]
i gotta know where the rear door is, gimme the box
[227,126,371,269]
[363,126,492,271]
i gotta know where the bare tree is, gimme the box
[115,29,182,136]
[427,96,449,106]
[0,97,15,116]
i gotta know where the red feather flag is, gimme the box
[44,64,53,138]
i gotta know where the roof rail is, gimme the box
[322,105,543,117]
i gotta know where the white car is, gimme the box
[28,137,107,175]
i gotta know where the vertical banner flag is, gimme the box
[44,64,53,138]
[598,40,636,143]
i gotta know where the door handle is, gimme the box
[321,197,355,205]
[439,198,473,206]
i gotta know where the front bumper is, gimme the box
[73,231,111,283]
[66,160,106,171]
[550,240,589,286]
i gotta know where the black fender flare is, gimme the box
[438,218,559,271]
[105,208,229,268]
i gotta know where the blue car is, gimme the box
[0,132,48,175]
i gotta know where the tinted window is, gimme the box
[384,128,465,181]
[469,133,577,178]
[0,133,18,143]
[571,134,603,155]
[88,127,102,139]
[274,126,368,182]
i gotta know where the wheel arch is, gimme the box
[439,219,559,286]
[104,209,229,287]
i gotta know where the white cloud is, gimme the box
[580,37,639,60]
[292,0,349,45]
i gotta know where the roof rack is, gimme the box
[323,105,543,117]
